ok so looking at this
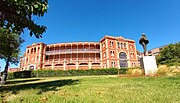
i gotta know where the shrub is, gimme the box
[118,68,128,74]
[7,68,124,79]
[126,69,133,75]
[126,68,143,76]
[7,70,32,79]
[156,65,180,76]
[131,69,143,76]
[156,65,170,76]
[7,72,14,79]
[170,66,180,76]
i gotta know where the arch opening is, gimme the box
[119,52,128,68]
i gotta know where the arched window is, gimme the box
[31,48,33,53]
[119,52,128,68]
[121,43,123,48]
[29,66,35,70]
[92,63,100,65]
[103,52,106,57]
[130,53,134,58]
[124,43,126,49]
[46,47,49,51]
[119,52,127,59]
[55,64,63,66]
[67,63,76,65]
[110,41,114,47]
[110,51,114,56]
[111,62,116,68]
[34,48,36,53]
[45,64,51,67]
[117,42,120,48]
[79,63,88,65]
[38,47,40,52]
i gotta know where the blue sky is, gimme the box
[1,0,180,70]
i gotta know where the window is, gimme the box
[124,43,126,49]
[117,42,120,48]
[31,48,33,53]
[34,48,36,53]
[130,53,134,58]
[38,47,40,52]
[102,42,105,48]
[110,41,114,47]
[103,52,106,57]
[46,47,49,51]
[29,66,34,70]
[130,45,132,50]
[132,62,136,67]
[119,52,127,59]
[121,43,123,48]
[110,51,114,56]
[104,63,106,68]
[79,63,88,65]
[45,56,49,60]
[111,62,116,68]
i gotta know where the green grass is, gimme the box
[0,75,180,103]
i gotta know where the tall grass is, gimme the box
[157,65,180,76]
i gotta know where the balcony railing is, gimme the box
[45,49,100,55]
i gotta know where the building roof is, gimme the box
[100,35,135,42]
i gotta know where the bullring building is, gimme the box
[20,35,139,70]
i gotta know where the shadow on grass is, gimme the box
[0,79,79,95]
[6,78,42,85]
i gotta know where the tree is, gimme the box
[156,42,180,66]
[0,0,48,38]
[0,0,48,85]
[0,27,24,85]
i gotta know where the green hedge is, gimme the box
[7,68,129,79]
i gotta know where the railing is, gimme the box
[45,49,100,55]
[44,58,101,63]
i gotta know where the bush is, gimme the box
[118,68,128,74]
[126,69,133,75]
[156,65,170,76]
[169,66,180,76]
[132,69,143,75]
[126,68,143,76]
[7,72,14,79]
[8,68,126,79]
[156,65,180,76]
[7,70,32,79]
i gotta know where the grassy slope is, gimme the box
[0,75,180,103]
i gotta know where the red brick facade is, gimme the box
[20,35,139,70]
